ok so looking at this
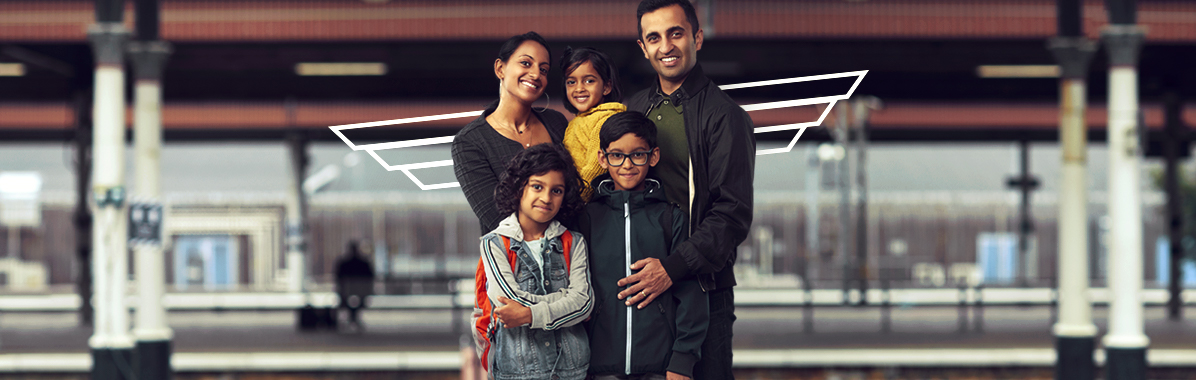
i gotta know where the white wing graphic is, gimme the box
[331,70,868,190]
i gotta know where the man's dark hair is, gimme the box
[636,0,701,41]
[497,31,552,66]
[559,46,623,115]
[494,143,585,223]
[600,111,658,150]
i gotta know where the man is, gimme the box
[619,0,755,378]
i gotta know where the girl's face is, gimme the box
[564,60,610,114]
[518,170,566,229]
[495,41,550,105]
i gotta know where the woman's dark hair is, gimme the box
[497,31,552,65]
[559,46,622,114]
[494,143,585,223]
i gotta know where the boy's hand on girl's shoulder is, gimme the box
[494,296,532,328]
[666,371,690,380]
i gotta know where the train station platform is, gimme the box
[0,290,1194,377]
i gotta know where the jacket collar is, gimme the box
[492,213,567,242]
[591,177,668,209]
[651,63,710,107]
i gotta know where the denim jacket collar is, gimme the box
[492,213,567,243]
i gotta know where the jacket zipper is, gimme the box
[624,202,632,375]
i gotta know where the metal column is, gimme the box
[1006,141,1039,287]
[834,103,852,303]
[72,83,94,328]
[286,132,310,294]
[88,0,133,376]
[1049,2,1098,374]
[1161,93,1187,321]
[1102,0,1149,378]
[852,97,880,305]
[129,0,172,376]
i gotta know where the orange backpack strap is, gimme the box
[501,236,518,270]
[473,236,519,372]
[472,255,491,370]
[560,231,573,271]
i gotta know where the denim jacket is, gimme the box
[479,214,593,380]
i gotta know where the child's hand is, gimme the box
[666,371,690,380]
[494,296,532,328]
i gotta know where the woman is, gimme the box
[452,31,569,232]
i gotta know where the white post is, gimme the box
[1102,23,1149,380]
[1050,35,1097,380]
[88,21,134,379]
[286,134,308,293]
[804,145,820,287]
[130,40,173,379]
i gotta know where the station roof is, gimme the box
[1,0,1193,142]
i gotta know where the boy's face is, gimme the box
[518,170,566,229]
[598,133,660,192]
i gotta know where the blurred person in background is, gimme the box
[620,0,755,378]
[453,31,569,233]
[560,46,626,202]
[335,240,375,332]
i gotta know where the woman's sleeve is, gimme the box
[527,232,593,330]
[452,135,503,232]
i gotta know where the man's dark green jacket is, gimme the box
[625,64,756,292]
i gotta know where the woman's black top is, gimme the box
[451,100,568,232]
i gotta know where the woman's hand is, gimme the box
[495,296,532,328]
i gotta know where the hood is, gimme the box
[589,176,670,210]
[489,213,568,242]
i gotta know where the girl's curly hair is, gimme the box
[494,143,585,223]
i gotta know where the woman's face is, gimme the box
[565,60,610,114]
[495,41,550,105]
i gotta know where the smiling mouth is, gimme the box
[660,56,679,65]
[520,80,540,90]
[573,95,590,103]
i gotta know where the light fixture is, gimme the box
[976,65,1060,78]
[0,63,25,76]
[295,62,387,76]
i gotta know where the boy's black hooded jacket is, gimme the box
[581,177,709,378]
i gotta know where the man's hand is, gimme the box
[666,371,690,380]
[494,296,531,328]
[617,258,673,309]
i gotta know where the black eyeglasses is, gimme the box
[603,150,652,166]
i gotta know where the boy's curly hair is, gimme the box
[494,143,585,223]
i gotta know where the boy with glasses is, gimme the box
[581,111,708,380]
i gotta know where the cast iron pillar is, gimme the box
[129,9,173,377]
[88,0,134,376]
[1049,20,1098,380]
[1102,0,1149,378]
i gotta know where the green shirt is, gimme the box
[646,94,689,210]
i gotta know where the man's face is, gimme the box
[637,4,703,86]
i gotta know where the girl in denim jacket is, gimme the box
[475,143,593,380]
